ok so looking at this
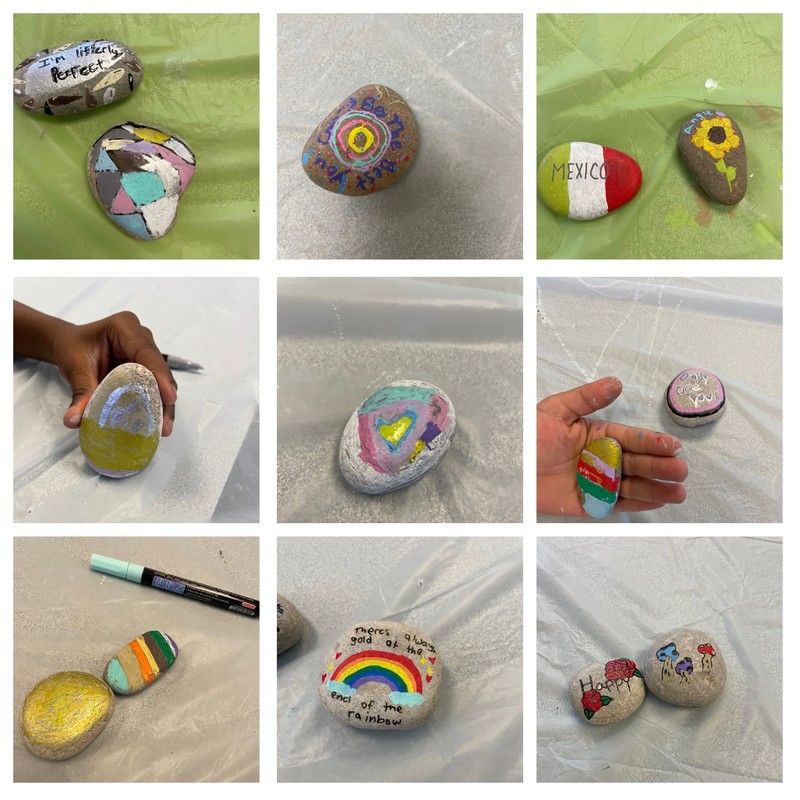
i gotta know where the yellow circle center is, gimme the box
[347,125,375,154]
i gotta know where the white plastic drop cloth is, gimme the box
[278,277,523,522]
[537,536,782,782]
[278,536,523,782]
[13,277,259,523]
[14,537,259,782]
[537,277,782,523]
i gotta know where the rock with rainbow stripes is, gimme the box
[319,621,442,730]
[576,437,622,519]
[339,380,456,494]
[102,630,179,695]
[537,142,642,220]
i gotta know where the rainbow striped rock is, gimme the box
[320,621,441,730]
[538,142,642,220]
[577,437,622,519]
[103,631,178,695]
[665,369,726,427]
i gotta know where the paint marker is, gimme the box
[90,554,259,618]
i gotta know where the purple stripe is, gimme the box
[352,675,399,690]
[580,450,616,479]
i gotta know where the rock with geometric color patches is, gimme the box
[79,363,162,478]
[665,368,726,427]
[21,671,115,760]
[301,84,417,196]
[569,658,646,725]
[87,122,196,239]
[339,380,456,494]
[537,142,642,220]
[577,437,622,518]
[277,594,303,655]
[678,110,746,204]
[13,39,142,115]
[319,621,442,730]
[102,631,179,695]
[642,628,726,707]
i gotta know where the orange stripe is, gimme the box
[129,638,156,683]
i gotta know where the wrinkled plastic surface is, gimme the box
[537,277,782,522]
[14,278,259,523]
[538,536,782,782]
[277,14,523,259]
[14,537,259,782]
[278,536,523,782]
[277,278,522,522]
[537,14,782,258]
[13,13,259,259]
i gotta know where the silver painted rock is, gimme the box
[14,39,142,115]
[87,122,196,240]
[103,631,179,695]
[569,658,646,725]
[79,363,162,478]
[320,621,441,730]
[277,594,303,655]
[642,628,726,707]
[339,380,456,494]
[665,369,726,427]
[21,671,115,760]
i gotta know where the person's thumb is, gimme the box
[538,376,623,424]
[59,358,99,428]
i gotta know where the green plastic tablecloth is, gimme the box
[537,14,782,259]
[14,14,259,259]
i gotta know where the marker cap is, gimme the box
[90,554,144,583]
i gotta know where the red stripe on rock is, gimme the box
[603,147,642,212]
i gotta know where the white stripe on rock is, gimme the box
[567,142,608,220]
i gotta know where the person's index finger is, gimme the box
[606,423,682,456]
[538,376,622,423]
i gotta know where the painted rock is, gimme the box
[537,142,642,220]
[577,437,622,518]
[339,380,456,494]
[319,621,441,731]
[103,631,179,695]
[277,594,303,655]
[642,629,726,707]
[13,39,142,115]
[665,369,725,427]
[21,671,115,760]
[87,122,196,240]
[678,110,746,204]
[301,84,417,196]
[569,658,646,725]
[79,362,162,478]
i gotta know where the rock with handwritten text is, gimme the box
[537,142,642,220]
[678,111,746,204]
[642,629,726,707]
[569,659,646,725]
[301,84,417,196]
[577,437,622,518]
[319,621,442,730]
[665,369,726,427]
[339,380,456,494]
[14,39,142,115]
[87,122,195,240]
[277,594,303,655]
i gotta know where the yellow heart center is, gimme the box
[379,416,413,446]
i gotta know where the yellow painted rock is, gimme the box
[79,362,162,478]
[21,671,115,760]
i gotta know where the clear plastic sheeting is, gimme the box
[278,537,523,782]
[278,277,523,523]
[14,278,259,523]
[277,14,523,259]
[537,537,782,782]
[537,277,782,523]
[14,537,259,782]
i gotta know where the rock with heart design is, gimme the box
[301,84,418,196]
[277,594,303,655]
[642,628,726,707]
[576,437,622,518]
[665,368,726,427]
[79,362,162,478]
[87,122,196,239]
[14,39,142,115]
[319,620,442,730]
[569,658,646,725]
[339,380,456,494]
[678,110,746,204]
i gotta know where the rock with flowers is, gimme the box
[678,111,746,204]
[569,658,646,725]
[642,628,726,707]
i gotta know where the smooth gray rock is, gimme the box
[569,658,646,725]
[277,594,303,654]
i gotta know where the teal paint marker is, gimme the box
[90,554,259,617]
